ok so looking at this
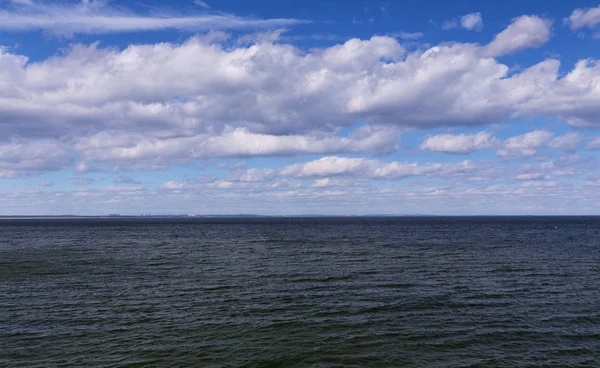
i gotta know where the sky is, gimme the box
[2,0,600,215]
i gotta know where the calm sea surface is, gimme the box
[1,217,600,367]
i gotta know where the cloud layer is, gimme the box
[0,0,307,36]
[461,13,483,31]
[482,15,551,57]
[565,5,600,30]
[2,4,600,215]
[421,131,582,157]
[0,16,598,175]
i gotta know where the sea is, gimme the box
[1,216,600,367]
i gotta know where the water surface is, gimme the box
[2,217,600,367]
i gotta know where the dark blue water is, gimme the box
[2,217,600,367]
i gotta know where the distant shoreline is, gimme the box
[0,214,599,220]
[0,215,431,219]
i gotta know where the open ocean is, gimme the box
[1,217,600,367]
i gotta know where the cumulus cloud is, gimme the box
[461,12,483,31]
[441,19,458,30]
[6,180,600,215]
[0,36,408,140]
[0,28,597,145]
[0,20,599,176]
[519,180,557,188]
[310,178,366,188]
[587,137,600,150]
[227,168,277,182]
[520,59,600,127]
[496,130,553,157]
[0,0,306,36]
[516,173,549,180]
[548,132,582,152]
[421,131,581,156]
[0,139,71,178]
[194,0,210,9]
[393,31,424,40]
[158,155,499,198]
[279,156,478,179]
[72,177,94,186]
[160,181,189,190]
[565,5,600,30]
[421,132,496,154]
[73,126,401,170]
[218,162,247,170]
[159,179,244,190]
[521,156,600,178]
[4,2,600,217]
[114,175,142,184]
[102,185,146,192]
[4,153,600,216]
[482,15,551,57]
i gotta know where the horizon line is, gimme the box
[1,214,600,219]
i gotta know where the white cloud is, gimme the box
[393,31,424,40]
[73,126,401,170]
[311,178,366,188]
[421,132,496,154]
[11,0,34,5]
[0,0,306,36]
[587,137,600,150]
[517,59,600,127]
[159,181,189,190]
[72,177,94,186]
[218,162,247,170]
[228,168,277,182]
[279,156,478,179]
[2,29,596,150]
[194,0,210,9]
[102,185,146,192]
[191,175,219,184]
[520,180,557,188]
[39,181,55,187]
[482,15,551,57]
[441,19,458,30]
[0,36,411,141]
[515,173,548,180]
[3,154,600,215]
[461,13,483,31]
[0,24,599,177]
[114,175,142,184]
[0,138,70,178]
[548,132,582,152]
[421,130,581,156]
[565,5,600,30]
[496,130,553,157]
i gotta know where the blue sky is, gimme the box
[2,0,600,215]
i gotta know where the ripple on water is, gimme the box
[1,217,600,367]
